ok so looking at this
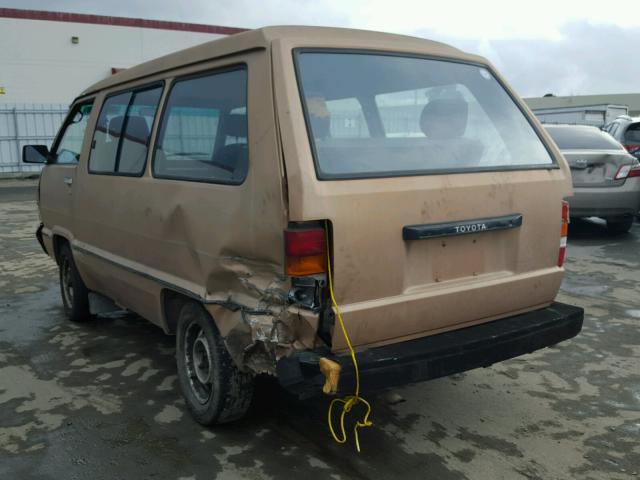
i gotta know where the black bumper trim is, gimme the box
[276,301,584,399]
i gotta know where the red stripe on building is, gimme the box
[0,7,247,35]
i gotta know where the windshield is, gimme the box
[295,51,554,179]
[545,125,624,150]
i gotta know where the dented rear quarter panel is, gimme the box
[69,48,293,371]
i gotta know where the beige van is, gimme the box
[24,26,583,425]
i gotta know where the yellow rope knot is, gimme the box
[328,395,373,452]
[324,221,373,452]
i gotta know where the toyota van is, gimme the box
[24,26,584,425]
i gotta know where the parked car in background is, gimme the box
[545,124,640,233]
[603,115,640,159]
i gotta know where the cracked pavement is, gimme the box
[0,183,638,479]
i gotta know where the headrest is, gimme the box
[307,96,330,139]
[124,116,150,144]
[108,116,125,138]
[420,99,468,140]
[223,114,248,138]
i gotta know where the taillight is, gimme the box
[614,163,640,180]
[285,227,327,276]
[558,201,569,267]
[623,144,640,154]
[629,166,640,178]
[615,164,632,180]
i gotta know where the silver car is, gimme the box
[603,115,640,159]
[545,124,640,233]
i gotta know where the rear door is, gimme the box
[546,126,635,188]
[274,45,573,351]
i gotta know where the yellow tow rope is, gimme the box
[325,221,373,452]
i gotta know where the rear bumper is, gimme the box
[277,301,584,398]
[570,179,640,217]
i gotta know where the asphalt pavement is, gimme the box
[0,181,638,480]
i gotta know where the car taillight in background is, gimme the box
[558,201,569,268]
[285,227,327,276]
[614,164,640,180]
[623,144,640,155]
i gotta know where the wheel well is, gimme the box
[162,290,192,334]
[52,235,69,265]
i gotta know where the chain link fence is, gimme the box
[0,103,68,177]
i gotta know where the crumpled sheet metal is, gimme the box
[204,256,320,375]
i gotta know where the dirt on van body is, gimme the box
[1,186,639,480]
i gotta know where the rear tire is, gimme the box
[176,301,254,425]
[58,243,91,322]
[606,216,633,234]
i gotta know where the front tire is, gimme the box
[58,243,91,322]
[606,216,634,234]
[176,302,254,425]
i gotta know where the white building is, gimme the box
[0,7,244,176]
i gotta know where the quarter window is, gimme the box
[153,67,248,184]
[88,86,162,175]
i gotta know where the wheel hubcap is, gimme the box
[184,323,213,404]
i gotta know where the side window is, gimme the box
[153,67,248,184]
[89,92,130,173]
[118,88,163,174]
[52,102,94,164]
[88,86,162,175]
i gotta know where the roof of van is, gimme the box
[81,26,479,96]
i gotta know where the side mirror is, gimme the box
[23,145,50,164]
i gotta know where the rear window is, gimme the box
[295,51,554,179]
[624,123,640,144]
[545,126,623,150]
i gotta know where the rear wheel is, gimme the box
[58,243,91,322]
[606,216,634,234]
[176,301,254,425]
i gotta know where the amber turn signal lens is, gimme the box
[560,222,569,236]
[285,253,327,276]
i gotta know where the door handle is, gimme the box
[63,176,73,186]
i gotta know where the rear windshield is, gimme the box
[545,126,623,150]
[624,123,640,144]
[294,51,554,179]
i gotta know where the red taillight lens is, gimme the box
[285,228,325,256]
[558,201,569,267]
[285,227,327,276]
[623,144,640,153]
[561,201,569,223]
[615,164,640,180]
[628,166,640,178]
[557,247,567,267]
